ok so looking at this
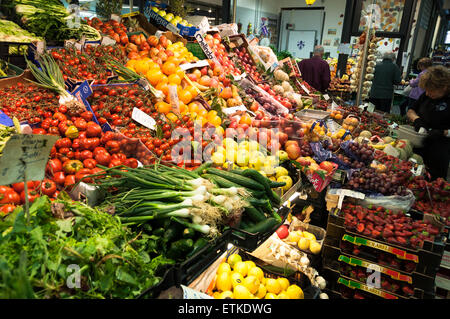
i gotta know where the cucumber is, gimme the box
[241,217,279,234]
[239,220,250,229]
[268,181,287,188]
[193,161,213,174]
[205,168,264,191]
[248,189,267,198]
[166,238,194,260]
[162,224,183,244]
[269,189,281,206]
[244,205,266,223]
[249,198,272,212]
[186,237,209,258]
[201,173,241,189]
[242,169,272,196]
[182,227,196,239]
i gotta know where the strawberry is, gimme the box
[383,229,394,238]
[357,223,365,233]
[371,230,381,238]
[402,285,414,296]
[396,236,407,245]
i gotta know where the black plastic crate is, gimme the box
[321,267,435,299]
[137,266,177,299]
[229,206,290,252]
[324,210,446,277]
[322,243,437,294]
[0,41,32,70]
[180,229,233,286]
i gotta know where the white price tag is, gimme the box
[331,101,339,110]
[323,94,330,101]
[180,285,213,299]
[223,105,250,115]
[336,189,365,209]
[300,83,310,95]
[179,60,209,71]
[36,41,45,54]
[101,36,117,46]
[194,32,217,63]
[132,107,156,130]
[232,73,247,81]
[367,103,375,113]
[111,14,121,22]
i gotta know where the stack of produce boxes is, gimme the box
[321,202,446,299]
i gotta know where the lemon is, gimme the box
[151,7,159,13]
[298,238,310,251]
[213,291,221,299]
[286,284,304,299]
[248,266,264,282]
[234,261,249,277]
[158,10,167,17]
[216,272,232,292]
[264,293,277,299]
[255,283,267,299]
[227,254,242,268]
[219,291,234,299]
[226,150,238,163]
[238,141,250,151]
[265,278,282,294]
[233,285,253,299]
[217,263,232,274]
[302,231,316,241]
[261,277,267,285]
[277,175,293,191]
[288,231,302,243]
[165,13,174,21]
[277,292,290,299]
[277,278,290,292]
[275,166,289,179]
[248,140,260,152]
[244,260,256,269]
[230,272,244,288]
[243,276,260,295]
[263,163,275,176]
[223,138,238,151]
[211,152,226,165]
[215,146,227,156]
[236,149,250,167]
[309,240,322,254]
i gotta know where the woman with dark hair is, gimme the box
[407,65,450,180]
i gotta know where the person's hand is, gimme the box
[413,118,426,132]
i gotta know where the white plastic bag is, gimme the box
[356,189,416,212]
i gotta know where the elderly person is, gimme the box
[297,45,331,93]
[407,65,450,180]
[369,51,402,113]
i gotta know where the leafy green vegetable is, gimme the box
[0,196,175,299]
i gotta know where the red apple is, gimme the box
[285,143,301,160]
[275,131,288,146]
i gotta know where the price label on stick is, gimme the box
[132,107,156,130]
[0,134,59,185]
[300,83,310,95]
[168,85,180,115]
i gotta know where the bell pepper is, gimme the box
[63,160,84,174]
[65,125,79,139]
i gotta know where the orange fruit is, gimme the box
[189,102,199,114]
[185,85,198,98]
[156,82,169,96]
[135,60,152,75]
[179,102,188,114]
[207,110,218,121]
[156,101,172,114]
[210,116,222,127]
[146,69,163,86]
[179,90,193,104]
[166,112,178,123]
[175,67,185,79]
[168,74,182,85]
[197,108,208,118]
[239,114,252,126]
[162,61,176,75]
[159,74,169,84]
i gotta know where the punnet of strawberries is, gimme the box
[341,203,441,249]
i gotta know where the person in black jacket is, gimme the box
[406,65,450,180]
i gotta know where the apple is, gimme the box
[261,116,271,128]
[285,143,301,160]
[296,157,311,166]
[285,140,299,148]
[229,121,238,129]
[275,131,288,146]
[296,129,305,138]
[255,110,264,120]
[284,126,295,137]
[276,150,289,162]
[319,161,336,174]
[200,67,208,76]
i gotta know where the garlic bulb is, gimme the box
[316,276,327,289]
[319,293,329,299]
[300,256,310,267]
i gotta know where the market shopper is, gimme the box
[369,52,402,113]
[407,65,450,180]
[297,45,331,93]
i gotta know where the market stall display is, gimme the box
[0,2,447,301]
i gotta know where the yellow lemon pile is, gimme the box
[212,254,305,299]
[285,230,322,255]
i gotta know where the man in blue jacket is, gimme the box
[369,52,402,113]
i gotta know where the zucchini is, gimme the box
[244,205,266,223]
[239,219,250,229]
[205,168,264,191]
[268,181,287,188]
[248,189,267,198]
[242,169,272,196]
[241,217,279,234]
[193,161,213,174]
[182,227,196,239]
[201,173,242,189]
[166,238,194,260]
[186,237,209,258]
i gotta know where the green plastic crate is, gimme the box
[186,42,207,60]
